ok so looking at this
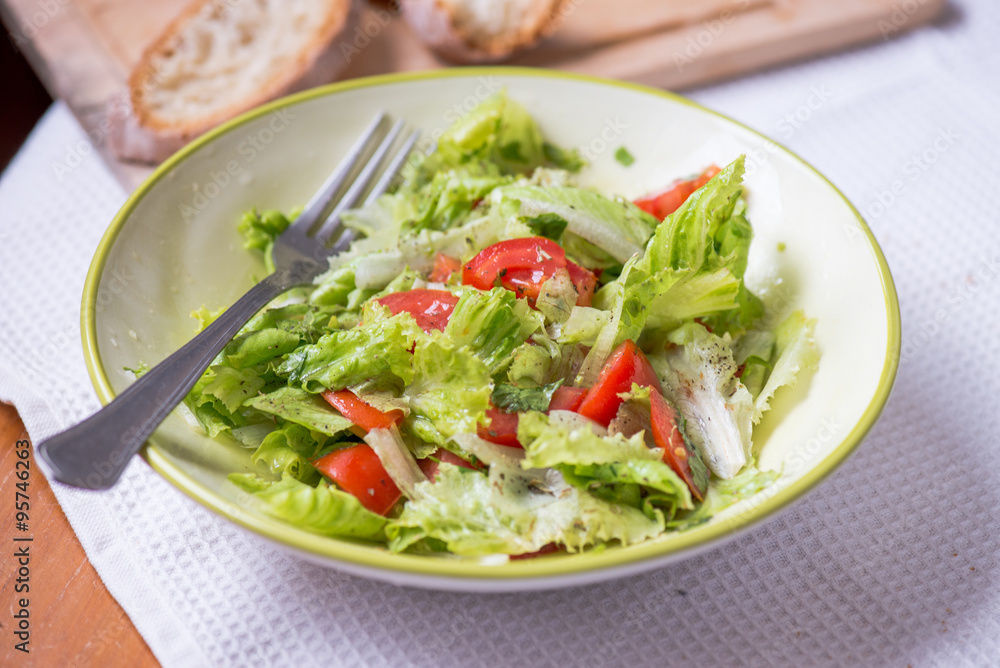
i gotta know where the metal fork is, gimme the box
[37,113,420,490]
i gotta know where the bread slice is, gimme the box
[109,0,354,163]
[400,0,567,63]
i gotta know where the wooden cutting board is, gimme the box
[1,0,945,189]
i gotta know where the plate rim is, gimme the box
[80,67,901,588]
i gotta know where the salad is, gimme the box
[180,92,818,559]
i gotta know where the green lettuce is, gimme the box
[493,185,657,264]
[250,423,325,482]
[444,287,542,373]
[423,91,564,176]
[403,335,492,444]
[244,387,353,436]
[234,474,386,540]
[517,411,660,468]
[491,381,562,413]
[387,463,663,556]
[277,304,422,392]
[668,461,779,530]
[754,310,819,423]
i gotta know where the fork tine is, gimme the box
[323,129,421,256]
[288,112,387,235]
[362,129,421,208]
[314,119,406,243]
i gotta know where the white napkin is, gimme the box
[3,1,1000,664]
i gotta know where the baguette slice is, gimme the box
[400,0,567,63]
[109,0,355,163]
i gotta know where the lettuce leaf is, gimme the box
[651,323,754,480]
[387,463,663,556]
[491,381,562,413]
[517,411,661,468]
[518,411,692,515]
[244,387,353,436]
[754,310,819,423]
[250,423,324,482]
[277,304,422,392]
[494,185,657,264]
[444,287,542,373]
[235,474,386,540]
[668,461,779,530]
[403,336,492,444]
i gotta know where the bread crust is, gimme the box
[400,0,568,63]
[111,0,354,163]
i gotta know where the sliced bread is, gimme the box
[400,0,567,63]
[110,0,354,163]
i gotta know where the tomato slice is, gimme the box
[547,386,587,413]
[418,449,484,481]
[429,252,462,283]
[374,289,458,333]
[633,165,721,220]
[477,407,521,448]
[650,389,707,502]
[566,261,597,306]
[500,266,549,304]
[313,444,401,515]
[509,543,563,560]
[462,237,566,292]
[577,340,661,427]
[321,390,404,432]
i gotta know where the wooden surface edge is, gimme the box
[0,402,158,667]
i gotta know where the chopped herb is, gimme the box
[491,381,563,413]
[614,146,635,167]
[543,142,585,172]
[521,213,569,240]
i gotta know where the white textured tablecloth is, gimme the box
[3,1,1000,665]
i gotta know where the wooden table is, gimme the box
[0,403,157,666]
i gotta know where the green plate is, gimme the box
[82,68,900,591]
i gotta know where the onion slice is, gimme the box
[451,433,525,468]
[364,426,427,498]
[546,410,608,437]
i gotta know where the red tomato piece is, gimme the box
[566,261,597,307]
[633,165,721,220]
[321,389,404,432]
[477,407,522,448]
[313,444,401,515]
[500,266,548,304]
[509,543,564,560]
[429,252,462,283]
[577,340,662,427]
[650,389,707,502]
[462,237,566,292]
[547,386,587,413]
[418,449,484,481]
[375,289,458,333]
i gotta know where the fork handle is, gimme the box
[37,271,296,490]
